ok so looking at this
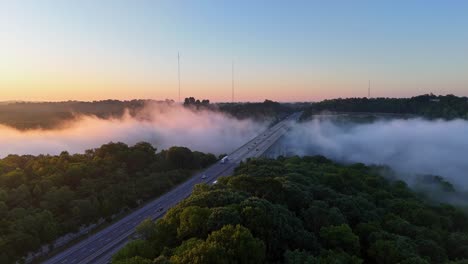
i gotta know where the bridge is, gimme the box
[42,112,301,264]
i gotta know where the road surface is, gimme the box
[42,112,301,264]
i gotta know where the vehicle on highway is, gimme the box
[130,233,141,240]
[39,113,299,264]
[201,174,207,179]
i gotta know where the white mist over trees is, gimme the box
[286,118,468,191]
[2,103,468,193]
[0,104,266,157]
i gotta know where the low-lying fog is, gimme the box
[2,106,467,194]
[286,117,468,192]
[0,104,266,157]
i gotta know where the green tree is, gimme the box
[319,224,360,256]
[113,256,152,264]
[166,147,194,169]
[170,240,227,264]
[206,224,265,264]
[284,249,315,264]
[315,250,363,264]
[206,206,241,232]
[136,218,157,240]
[112,240,154,262]
[177,206,211,239]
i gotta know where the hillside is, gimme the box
[113,156,468,264]
[302,94,468,121]
[0,100,151,130]
[0,142,216,263]
[0,99,297,130]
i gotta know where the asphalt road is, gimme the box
[42,112,301,264]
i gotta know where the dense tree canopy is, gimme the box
[0,100,160,130]
[0,98,299,130]
[3,94,467,130]
[183,97,296,122]
[218,100,294,122]
[114,156,468,263]
[302,94,468,120]
[0,142,216,263]
[183,97,210,108]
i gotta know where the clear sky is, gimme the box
[1,0,467,102]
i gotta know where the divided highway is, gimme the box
[43,112,301,264]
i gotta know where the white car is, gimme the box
[201,174,207,179]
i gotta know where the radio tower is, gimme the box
[177,52,181,103]
[368,80,371,98]
[232,61,234,103]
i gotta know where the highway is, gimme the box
[42,112,301,264]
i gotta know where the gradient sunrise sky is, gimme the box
[1,1,467,102]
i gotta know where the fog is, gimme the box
[2,106,468,193]
[286,117,468,191]
[0,104,266,157]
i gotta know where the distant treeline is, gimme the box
[4,94,467,130]
[302,94,468,120]
[182,97,297,122]
[0,100,158,130]
[217,100,296,122]
[0,98,297,130]
[0,142,216,263]
[177,97,298,122]
[113,156,468,264]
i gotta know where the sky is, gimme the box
[1,0,467,102]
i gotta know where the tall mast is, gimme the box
[232,61,234,103]
[368,80,371,98]
[178,52,181,103]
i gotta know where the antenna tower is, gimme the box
[178,52,181,103]
[232,61,234,103]
[368,80,371,98]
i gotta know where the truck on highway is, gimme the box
[220,156,229,164]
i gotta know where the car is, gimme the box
[157,207,164,212]
[130,233,141,240]
[256,148,259,151]
[221,156,229,164]
[201,174,207,179]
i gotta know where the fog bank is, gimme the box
[286,118,468,191]
[0,105,266,157]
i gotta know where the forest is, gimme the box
[0,142,216,263]
[215,100,294,122]
[0,100,153,130]
[113,156,468,264]
[302,94,468,120]
[182,97,296,122]
[0,99,296,130]
[1,94,467,130]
